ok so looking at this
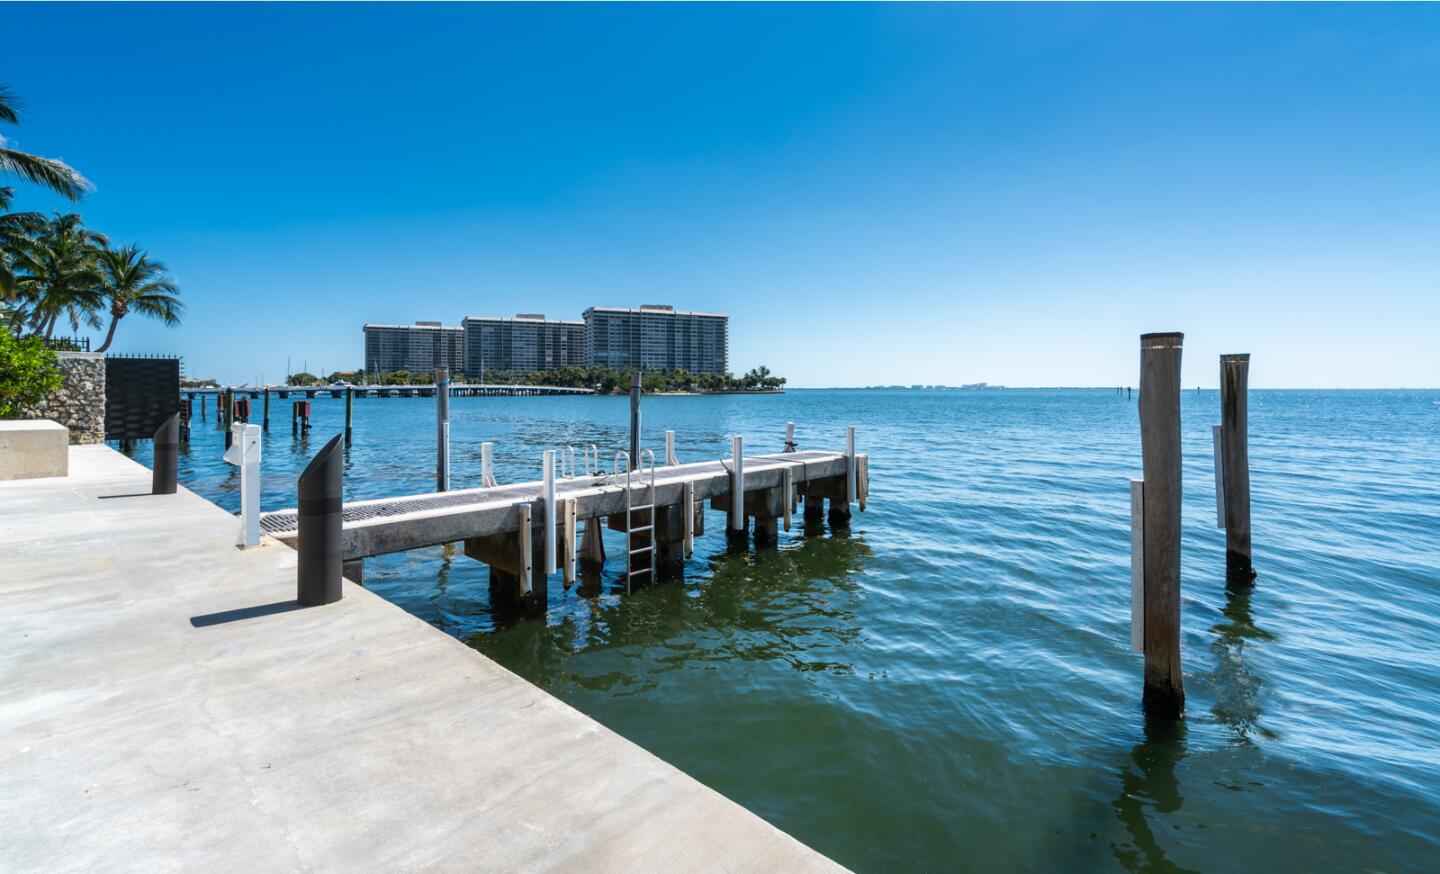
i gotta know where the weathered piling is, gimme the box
[200,392,207,422]
[629,372,641,471]
[1219,354,1255,582]
[436,366,451,492]
[344,387,354,445]
[152,413,179,496]
[297,434,344,606]
[1138,332,1185,719]
[262,389,270,432]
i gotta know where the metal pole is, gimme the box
[1138,331,1185,720]
[237,423,262,549]
[436,366,450,491]
[152,412,179,495]
[729,435,745,532]
[543,450,557,576]
[629,371,641,471]
[297,434,344,605]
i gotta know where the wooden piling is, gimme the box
[1220,354,1255,582]
[1138,332,1185,720]
[262,389,270,432]
[344,387,354,446]
[629,371,641,471]
[580,517,606,568]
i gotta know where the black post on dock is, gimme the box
[291,400,298,435]
[1220,354,1255,582]
[344,387,354,446]
[436,366,450,491]
[629,370,641,471]
[1138,332,1185,720]
[152,413,179,495]
[297,434,345,606]
[262,388,270,432]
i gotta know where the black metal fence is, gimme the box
[42,336,90,352]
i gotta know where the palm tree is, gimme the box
[0,86,91,203]
[0,188,44,300]
[10,213,106,338]
[94,243,182,352]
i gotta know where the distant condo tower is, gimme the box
[363,321,464,375]
[583,304,729,374]
[462,314,586,374]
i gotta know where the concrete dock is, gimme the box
[0,445,844,872]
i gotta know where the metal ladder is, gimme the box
[615,449,656,594]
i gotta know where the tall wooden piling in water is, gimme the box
[262,389,270,432]
[1219,354,1255,582]
[436,366,450,491]
[629,371,641,471]
[1138,332,1185,719]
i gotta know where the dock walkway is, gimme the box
[0,446,843,872]
[259,450,848,560]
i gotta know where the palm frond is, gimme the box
[0,147,92,202]
[0,86,19,126]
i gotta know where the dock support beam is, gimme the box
[1138,332,1185,720]
[152,413,179,495]
[298,434,344,606]
[1220,354,1255,582]
[580,517,606,569]
[464,507,547,616]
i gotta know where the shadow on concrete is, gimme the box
[98,493,152,500]
[191,600,304,627]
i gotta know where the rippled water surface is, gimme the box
[130,388,1440,872]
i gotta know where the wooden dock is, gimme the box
[258,447,868,607]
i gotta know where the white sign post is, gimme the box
[223,422,262,549]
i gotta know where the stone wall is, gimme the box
[21,352,106,444]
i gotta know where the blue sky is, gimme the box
[5,3,1438,387]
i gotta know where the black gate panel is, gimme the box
[105,356,181,441]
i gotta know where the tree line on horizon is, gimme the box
[269,364,786,393]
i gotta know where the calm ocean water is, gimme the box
[124,388,1440,872]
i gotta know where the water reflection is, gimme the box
[1209,579,1277,743]
[466,531,872,693]
[1111,717,1199,874]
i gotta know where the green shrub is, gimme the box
[0,332,64,418]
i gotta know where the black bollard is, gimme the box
[152,413,180,495]
[297,434,345,606]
